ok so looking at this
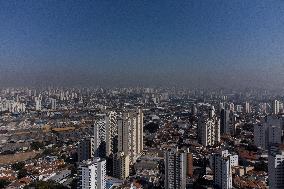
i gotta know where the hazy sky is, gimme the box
[0,0,284,88]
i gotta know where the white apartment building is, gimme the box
[198,116,220,147]
[273,100,280,115]
[254,116,282,149]
[106,111,118,156]
[94,114,107,158]
[117,109,143,164]
[212,150,238,189]
[35,96,42,111]
[78,158,106,189]
[0,99,26,113]
[268,145,284,189]
[245,102,250,114]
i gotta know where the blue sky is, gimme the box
[0,0,283,88]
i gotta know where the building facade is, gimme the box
[78,137,95,162]
[212,150,238,189]
[106,111,118,156]
[254,116,282,150]
[268,145,284,189]
[164,148,189,189]
[77,158,106,189]
[117,109,143,164]
[198,116,220,147]
[220,109,230,135]
[94,114,107,158]
[273,100,280,115]
[113,152,130,180]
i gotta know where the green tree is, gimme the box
[144,122,159,133]
[254,161,268,172]
[30,141,45,150]
[42,148,56,156]
[0,179,10,189]
[11,162,25,171]
[17,168,28,179]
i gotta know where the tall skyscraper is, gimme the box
[273,100,280,115]
[106,111,118,156]
[212,150,238,189]
[219,102,225,113]
[164,148,189,189]
[191,104,197,115]
[268,126,282,145]
[77,137,95,162]
[268,145,284,189]
[186,152,194,177]
[113,152,130,180]
[35,96,42,111]
[229,103,234,112]
[220,109,230,135]
[51,98,56,110]
[198,116,220,147]
[280,102,284,113]
[117,109,143,164]
[254,122,268,150]
[229,112,236,135]
[77,158,106,189]
[259,103,268,114]
[209,105,215,119]
[245,102,250,114]
[94,114,107,158]
[254,116,282,150]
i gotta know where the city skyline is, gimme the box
[1,0,284,88]
[0,86,284,188]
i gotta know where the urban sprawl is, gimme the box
[0,87,283,189]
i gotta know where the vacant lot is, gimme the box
[0,151,41,164]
